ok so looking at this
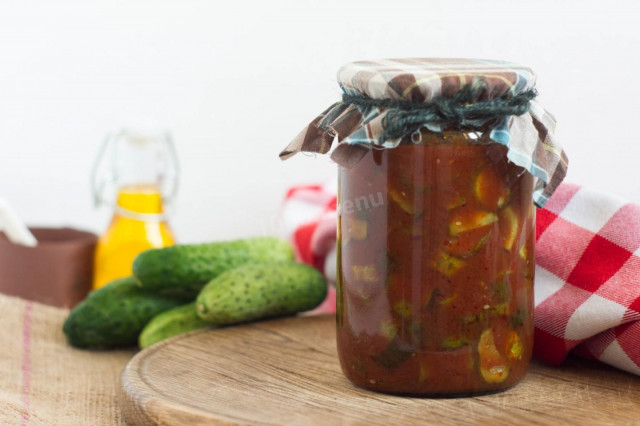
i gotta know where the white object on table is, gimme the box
[0,198,38,247]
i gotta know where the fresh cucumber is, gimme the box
[63,277,186,349]
[196,262,327,325]
[133,237,294,299]
[139,302,212,349]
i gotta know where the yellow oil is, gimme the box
[92,184,175,289]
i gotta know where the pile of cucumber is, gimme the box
[63,237,327,349]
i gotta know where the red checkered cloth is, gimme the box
[280,183,338,316]
[281,182,640,375]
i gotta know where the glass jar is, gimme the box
[336,128,535,395]
[280,58,567,396]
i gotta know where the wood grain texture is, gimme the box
[120,316,640,426]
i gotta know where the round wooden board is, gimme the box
[120,316,640,425]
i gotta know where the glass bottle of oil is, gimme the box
[91,123,179,289]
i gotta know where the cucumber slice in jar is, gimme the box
[380,320,398,341]
[505,331,523,361]
[344,217,368,243]
[499,207,519,251]
[444,228,491,258]
[474,167,510,210]
[351,265,380,282]
[435,292,458,307]
[478,328,509,383]
[519,245,528,260]
[431,251,466,278]
[441,335,470,350]
[449,210,498,236]
[389,186,422,215]
[444,192,467,210]
[393,300,412,318]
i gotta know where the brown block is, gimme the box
[0,228,97,308]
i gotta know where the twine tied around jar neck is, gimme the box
[341,79,537,146]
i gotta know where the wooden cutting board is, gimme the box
[119,316,640,425]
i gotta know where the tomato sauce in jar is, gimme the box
[336,129,535,395]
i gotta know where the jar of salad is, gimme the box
[280,58,568,395]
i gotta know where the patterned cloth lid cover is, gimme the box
[280,58,568,207]
[338,58,535,101]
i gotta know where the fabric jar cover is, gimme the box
[281,183,640,376]
[280,58,568,207]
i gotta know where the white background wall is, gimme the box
[1,0,639,243]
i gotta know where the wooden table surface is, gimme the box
[120,316,640,425]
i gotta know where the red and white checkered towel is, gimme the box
[281,183,640,375]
